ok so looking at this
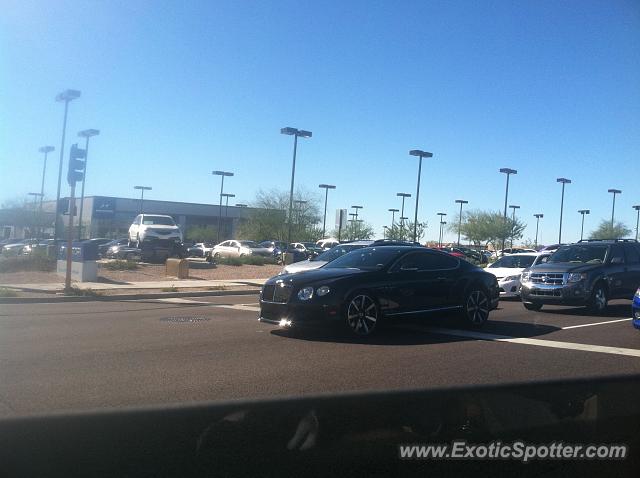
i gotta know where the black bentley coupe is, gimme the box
[259,246,499,336]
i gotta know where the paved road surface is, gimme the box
[1,295,639,417]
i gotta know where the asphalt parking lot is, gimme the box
[0,295,638,417]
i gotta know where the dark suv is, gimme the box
[520,239,640,313]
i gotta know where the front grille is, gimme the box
[261,283,291,303]
[530,272,565,285]
[151,229,175,235]
[530,288,563,297]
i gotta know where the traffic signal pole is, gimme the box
[64,185,76,292]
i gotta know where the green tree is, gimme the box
[185,225,218,242]
[330,221,376,241]
[385,221,427,242]
[458,210,526,250]
[589,220,631,240]
[236,187,322,242]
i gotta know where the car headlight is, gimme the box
[635,289,640,299]
[567,272,586,283]
[316,285,331,297]
[504,275,520,281]
[521,271,531,282]
[108,246,117,252]
[297,286,314,301]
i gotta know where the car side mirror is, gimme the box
[610,257,624,265]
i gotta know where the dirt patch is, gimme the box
[0,263,282,286]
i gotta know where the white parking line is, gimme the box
[215,304,261,312]
[153,298,213,305]
[401,325,640,358]
[561,318,631,330]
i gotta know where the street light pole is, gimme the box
[351,205,363,240]
[212,171,234,243]
[454,199,468,246]
[633,206,640,241]
[556,177,571,244]
[409,150,434,242]
[38,146,54,214]
[318,184,336,239]
[54,89,80,244]
[499,168,517,252]
[578,209,590,241]
[28,193,43,237]
[509,205,520,249]
[437,212,446,247]
[533,214,543,248]
[222,193,235,217]
[608,189,622,229]
[281,127,312,244]
[388,208,399,228]
[77,129,100,239]
[396,193,411,227]
[294,200,308,238]
[134,186,152,215]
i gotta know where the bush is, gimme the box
[102,260,138,271]
[220,257,243,266]
[64,286,103,297]
[0,254,56,273]
[241,255,266,266]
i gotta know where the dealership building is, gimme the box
[29,195,263,240]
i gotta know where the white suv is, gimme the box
[128,214,182,247]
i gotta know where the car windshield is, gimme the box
[490,255,536,268]
[141,216,175,226]
[240,241,260,248]
[258,241,273,248]
[325,247,404,270]
[301,242,316,248]
[548,245,608,264]
[313,244,364,262]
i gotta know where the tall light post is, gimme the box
[633,205,640,241]
[409,149,434,242]
[76,129,100,239]
[351,205,363,240]
[134,186,152,214]
[578,209,590,241]
[294,200,308,237]
[396,193,411,227]
[437,212,446,247]
[509,205,520,249]
[28,193,43,237]
[499,168,517,252]
[533,213,543,248]
[38,146,54,212]
[608,189,622,229]
[454,199,468,246]
[388,208,399,228]
[281,127,312,243]
[54,89,81,244]
[556,177,571,244]
[318,184,336,239]
[221,193,235,217]
[212,171,234,243]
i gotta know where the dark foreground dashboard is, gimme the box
[1,375,639,477]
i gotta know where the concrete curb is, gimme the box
[0,288,261,304]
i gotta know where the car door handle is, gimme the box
[436,277,447,281]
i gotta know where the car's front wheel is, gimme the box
[587,283,608,314]
[462,288,490,327]
[344,293,380,337]
[523,302,543,311]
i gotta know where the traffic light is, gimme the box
[67,143,86,186]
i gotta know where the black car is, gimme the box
[98,238,129,258]
[259,246,499,337]
[520,239,640,313]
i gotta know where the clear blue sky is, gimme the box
[1,0,639,244]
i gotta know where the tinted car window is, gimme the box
[623,244,640,264]
[548,245,607,264]
[609,244,625,263]
[325,247,404,270]
[314,244,365,262]
[141,215,175,226]
[393,251,458,271]
[490,255,536,268]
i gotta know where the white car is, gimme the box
[485,252,551,298]
[280,242,372,275]
[208,240,256,260]
[316,238,340,250]
[128,214,182,247]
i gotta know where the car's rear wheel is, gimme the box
[587,283,608,314]
[462,288,490,327]
[523,302,543,311]
[344,293,380,337]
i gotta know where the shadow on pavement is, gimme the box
[270,317,561,345]
[537,303,631,319]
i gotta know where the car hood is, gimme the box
[529,262,602,274]
[283,260,327,274]
[485,267,525,278]
[266,267,364,286]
